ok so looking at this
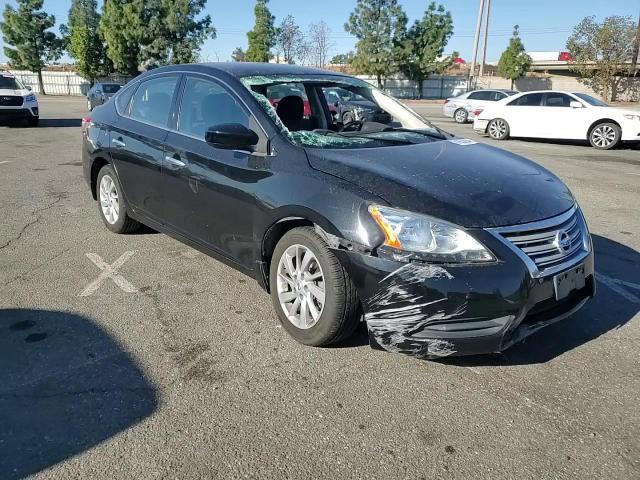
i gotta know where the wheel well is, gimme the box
[261,217,314,292]
[587,119,621,139]
[90,157,110,200]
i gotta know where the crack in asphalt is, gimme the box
[0,193,66,251]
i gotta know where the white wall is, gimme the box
[8,70,133,96]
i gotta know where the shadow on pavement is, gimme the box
[444,234,639,366]
[0,309,158,479]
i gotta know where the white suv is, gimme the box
[443,89,518,124]
[0,73,39,126]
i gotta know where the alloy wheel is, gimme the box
[454,109,467,123]
[99,175,120,224]
[591,125,616,148]
[488,119,507,138]
[276,244,326,329]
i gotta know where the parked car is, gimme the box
[82,63,595,359]
[0,73,39,126]
[87,82,123,111]
[443,89,518,124]
[473,90,640,149]
[323,86,392,125]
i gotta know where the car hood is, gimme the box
[306,139,575,228]
[0,88,28,96]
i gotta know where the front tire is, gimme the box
[454,108,468,124]
[269,227,360,346]
[96,164,140,233]
[27,116,39,127]
[342,112,355,124]
[487,118,510,140]
[589,122,621,149]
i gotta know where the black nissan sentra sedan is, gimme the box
[82,63,595,359]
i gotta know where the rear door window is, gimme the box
[178,76,250,140]
[129,76,179,127]
[468,91,491,100]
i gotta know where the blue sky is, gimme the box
[0,0,638,64]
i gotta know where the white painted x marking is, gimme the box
[80,251,137,297]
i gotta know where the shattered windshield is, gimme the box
[240,74,445,149]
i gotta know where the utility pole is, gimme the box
[479,0,491,78]
[468,0,485,91]
[631,12,640,76]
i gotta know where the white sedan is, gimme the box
[443,89,518,124]
[472,90,640,149]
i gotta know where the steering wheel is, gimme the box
[339,120,364,132]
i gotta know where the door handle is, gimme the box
[112,138,126,148]
[164,155,186,168]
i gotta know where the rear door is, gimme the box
[466,90,493,112]
[162,74,270,267]
[110,74,180,224]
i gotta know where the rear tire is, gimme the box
[453,108,468,124]
[589,122,621,149]
[269,227,360,347]
[96,164,140,234]
[487,118,510,140]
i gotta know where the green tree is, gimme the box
[0,0,62,94]
[100,0,143,75]
[345,0,407,87]
[100,0,214,75]
[397,2,455,99]
[231,46,246,62]
[330,52,355,65]
[567,15,636,101]
[145,0,215,65]
[246,0,275,62]
[61,0,110,85]
[497,25,532,89]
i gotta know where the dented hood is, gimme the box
[306,139,575,228]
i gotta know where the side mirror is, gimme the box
[26,86,32,91]
[570,101,583,108]
[333,101,339,108]
[205,123,259,150]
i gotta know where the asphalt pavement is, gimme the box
[0,96,638,479]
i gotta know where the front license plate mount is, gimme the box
[553,264,586,301]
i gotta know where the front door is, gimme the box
[110,74,180,224]
[162,74,271,268]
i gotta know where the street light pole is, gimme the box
[468,0,485,91]
[479,0,491,78]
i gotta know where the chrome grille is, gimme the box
[0,95,23,107]
[490,206,589,277]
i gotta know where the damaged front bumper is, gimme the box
[333,228,595,359]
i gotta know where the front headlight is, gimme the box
[25,93,36,102]
[368,205,495,263]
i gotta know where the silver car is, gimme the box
[86,83,122,111]
[443,89,518,124]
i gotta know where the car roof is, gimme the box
[512,90,575,95]
[145,62,350,79]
